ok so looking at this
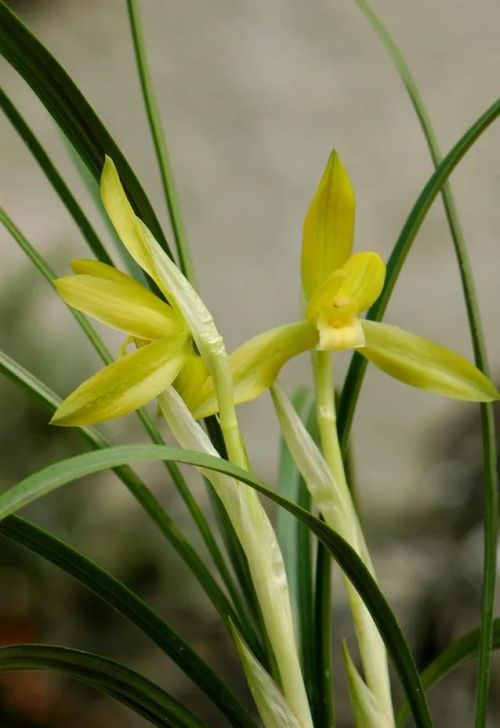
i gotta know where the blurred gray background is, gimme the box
[1,0,499,726]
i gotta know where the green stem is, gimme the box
[312,350,394,725]
[352,5,498,724]
[313,351,348,490]
[126,0,195,282]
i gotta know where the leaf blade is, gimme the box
[0,643,208,728]
[0,516,258,728]
[0,0,173,263]
[0,444,434,728]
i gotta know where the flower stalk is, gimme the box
[158,388,313,728]
[272,379,395,725]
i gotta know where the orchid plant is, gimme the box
[0,2,499,728]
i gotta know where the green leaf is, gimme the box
[0,0,173,265]
[0,349,262,656]
[0,516,258,728]
[64,137,148,282]
[396,620,500,727]
[349,7,499,723]
[232,627,302,728]
[126,0,194,281]
[0,89,112,265]
[338,97,500,448]
[1,206,112,364]
[0,643,208,728]
[342,643,393,728]
[313,540,335,728]
[0,444,434,728]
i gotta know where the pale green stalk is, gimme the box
[310,352,395,724]
[158,388,313,728]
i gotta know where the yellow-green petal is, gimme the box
[301,150,355,299]
[55,274,185,340]
[100,156,160,287]
[361,320,499,402]
[181,322,318,418]
[307,252,385,324]
[335,252,385,312]
[70,258,136,283]
[173,353,209,408]
[51,336,190,426]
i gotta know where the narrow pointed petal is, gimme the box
[70,258,137,283]
[342,643,394,728]
[231,626,302,728]
[361,321,499,402]
[55,274,184,340]
[51,337,189,426]
[100,156,160,286]
[301,150,355,299]
[179,322,318,419]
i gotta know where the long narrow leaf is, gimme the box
[0,444,434,728]
[0,516,258,728]
[350,7,499,723]
[126,0,194,281]
[1,206,111,363]
[0,349,262,657]
[0,90,112,265]
[396,620,500,727]
[63,139,146,280]
[0,643,208,728]
[0,0,172,263]
[313,536,334,728]
[338,98,500,448]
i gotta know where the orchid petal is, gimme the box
[361,321,499,402]
[100,156,160,287]
[51,336,189,426]
[179,322,318,418]
[307,252,385,324]
[173,353,209,409]
[336,252,386,312]
[301,150,355,299]
[55,274,184,340]
[70,258,136,282]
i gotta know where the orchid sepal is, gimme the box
[51,334,190,426]
[301,149,355,299]
[360,320,498,402]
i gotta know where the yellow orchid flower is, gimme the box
[178,150,497,417]
[51,157,194,426]
[52,157,314,427]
